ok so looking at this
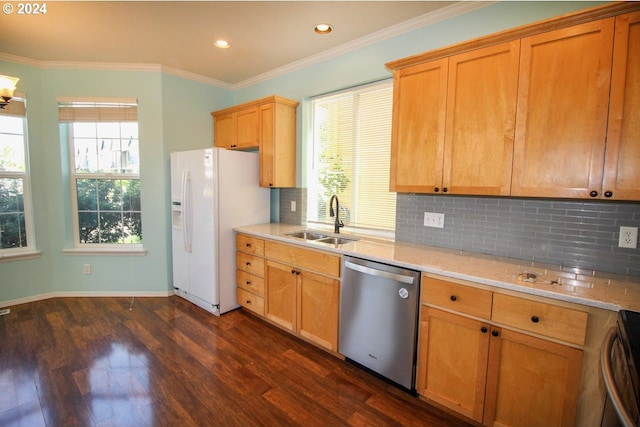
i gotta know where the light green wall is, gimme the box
[0,63,232,303]
[0,1,604,304]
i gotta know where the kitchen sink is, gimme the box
[315,236,357,245]
[284,230,358,245]
[284,231,327,240]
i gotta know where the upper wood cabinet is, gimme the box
[511,19,614,198]
[390,59,447,193]
[386,2,640,200]
[390,41,520,195]
[211,96,299,188]
[602,11,640,200]
[213,107,259,149]
[259,100,297,188]
[443,41,519,196]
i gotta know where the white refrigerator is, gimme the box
[170,148,270,315]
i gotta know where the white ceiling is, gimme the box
[0,1,484,88]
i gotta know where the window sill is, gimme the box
[63,246,147,256]
[0,250,42,262]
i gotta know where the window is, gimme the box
[0,96,36,257]
[307,81,396,235]
[59,99,142,248]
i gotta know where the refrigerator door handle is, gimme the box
[182,170,192,253]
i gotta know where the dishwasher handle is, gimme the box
[344,260,416,285]
[601,326,636,427]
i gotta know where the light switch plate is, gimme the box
[424,212,445,228]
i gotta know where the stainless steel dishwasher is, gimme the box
[339,256,421,392]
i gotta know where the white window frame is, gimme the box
[59,97,145,255]
[306,80,396,238]
[0,95,39,261]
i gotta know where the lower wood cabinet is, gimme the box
[236,233,341,353]
[417,274,586,427]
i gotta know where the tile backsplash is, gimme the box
[278,189,640,276]
[396,194,640,277]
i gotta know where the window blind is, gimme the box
[309,81,395,232]
[57,98,137,122]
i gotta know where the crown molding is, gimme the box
[0,2,494,91]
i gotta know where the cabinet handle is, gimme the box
[246,300,251,304]
[491,330,499,337]
[604,191,613,198]
[246,281,251,285]
[531,315,540,323]
[450,295,457,302]
[246,243,252,248]
[442,187,448,193]
[481,327,488,333]
[291,269,296,274]
[269,183,273,187]
[434,187,440,193]
[296,270,301,276]
[590,190,598,197]
[246,262,251,266]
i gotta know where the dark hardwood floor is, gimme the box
[0,296,472,426]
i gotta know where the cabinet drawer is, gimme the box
[421,276,493,319]
[265,240,340,277]
[236,234,264,256]
[236,252,264,277]
[491,293,588,346]
[236,270,265,297]
[237,288,264,316]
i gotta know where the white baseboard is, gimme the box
[0,291,174,308]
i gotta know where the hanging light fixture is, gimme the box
[0,74,19,109]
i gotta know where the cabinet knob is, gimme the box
[269,183,273,187]
[246,243,252,247]
[291,269,296,274]
[590,191,598,197]
[450,295,457,302]
[531,315,540,323]
[246,281,251,285]
[604,191,613,198]
[481,326,488,333]
[246,262,251,266]
[491,330,499,337]
[246,300,251,304]
[434,187,440,193]
[442,187,448,193]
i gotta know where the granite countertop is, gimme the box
[234,223,640,313]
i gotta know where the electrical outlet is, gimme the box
[290,201,296,212]
[424,212,445,228]
[619,226,638,249]
[83,264,92,275]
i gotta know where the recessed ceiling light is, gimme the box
[314,23,333,35]
[214,40,230,49]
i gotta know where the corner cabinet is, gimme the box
[212,96,299,188]
[417,275,587,427]
[235,233,341,353]
[386,2,640,201]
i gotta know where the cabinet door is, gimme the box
[214,113,234,148]
[512,19,614,198]
[602,11,640,200]
[416,306,490,423]
[297,270,339,351]
[265,260,297,331]
[235,107,259,148]
[259,102,297,188]
[483,327,583,427]
[443,41,519,196]
[389,59,448,193]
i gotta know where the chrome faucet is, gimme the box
[329,195,344,234]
